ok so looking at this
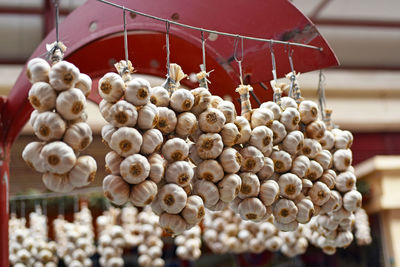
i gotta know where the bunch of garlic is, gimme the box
[121,205,142,247]
[278,225,309,257]
[354,208,372,246]
[174,225,202,261]
[23,49,97,193]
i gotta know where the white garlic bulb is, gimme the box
[165,161,194,187]
[181,195,205,225]
[218,174,242,202]
[217,100,236,123]
[28,82,57,112]
[189,142,203,166]
[150,86,170,107]
[280,97,297,110]
[41,141,76,174]
[250,108,274,128]
[110,127,142,157]
[75,73,92,97]
[257,157,275,179]
[302,138,322,159]
[170,88,195,112]
[333,149,352,171]
[306,120,326,140]
[296,198,314,224]
[63,122,93,152]
[320,190,342,214]
[68,156,97,187]
[249,126,273,154]
[291,155,310,178]
[259,179,279,206]
[22,142,46,173]
[234,116,252,144]
[120,154,150,184]
[141,129,163,155]
[271,150,292,173]
[156,107,177,134]
[199,108,226,133]
[210,95,223,108]
[333,129,353,149]
[319,130,335,150]
[159,213,187,236]
[273,198,298,224]
[221,123,241,147]
[298,100,319,124]
[319,169,337,189]
[270,120,287,145]
[281,130,304,155]
[196,133,224,159]
[219,147,242,173]
[191,87,211,115]
[137,103,159,130]
[105,151,123,175]
[158,183,187,214]
[26,58,50,83]
[278,173,302,200]
[56,88,87,120]
[49,61,80,91]
[196,160,224,183]
[193,180,219,208]
[343,190,362,212]
[240,146,264,173]
[260,101,281,120]
[176,112,198,139]
[125,77,151,106]
[107,100,137,127]
[308,181,331,206]
[33,111,66,141]
[148,153,166,183]
[280,107,300,131]
[162,137,189,162]
[238,197,267,221]
[238,172,260,199]
[305,160,324,181]
[42,172,74,193]
[130,180,158,207]
[99,73,125,103]
[101,124,117,145]
[103,175,130,205]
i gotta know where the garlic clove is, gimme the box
[130,180,158,207]
[125,77,151,106]
[158,183,187,214]
[49,61,80,91]
[120,154,150,184]
[68,156,97,187]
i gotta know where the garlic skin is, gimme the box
[158,183,187,214]
[273,198,298,224]
[162,137,189,162]
[165,161,194,187]
[170,88,195,112]
[105,151,123,175]
[234,116,252,144]
[191,87,211,115]
[107,100,137,127]
[196,133,224,159]
[218,174,242,202]
[148,153,166,183]
[250,126,273,154]
[130,180,158,207]
[189,142,203,166]
[257,157,275,180]
[103,175,130,205]
[125,77,151,106]
[22,142,46,173]
[333,129,353,149]
[99,99,113,122]
[29,109,39,126]
[281,130,304,155]
[238,172,260,199]
[319,169,337,189]
[156,107,177,134]
[250,108,274,128]
[210,95,223,108]
[63,122,93,152]
[302,138,322,159]
[56,88,87,120]
[278,173,302,200]
[49,61,80,91]
[219,147,242,173]
[159,213,187,236]
[26,58,50,83]
[319,130,335,150]
[176,112,198,139]
[306,120,326,139]
[110,127,143,157]
[41,141,76,174]
[305,160,324,181]
[42,173,74,193]
[296,198,314,224]
[33,111,66,141]
[68,156,97,187]
[270,120,287,145]
[141,129,163,155]
[280,107,300,131]
[298,100,318,124]
[99,73,125,103]
[238,197,267,221]
[259,179,279,206]
[137,103,159,130]
[271,150,292,173]
[217,100,236,123]
[181,195,205,225]
[150,86,170,107]
[335,231,353,248]
[315,150,333,170]
[333,149,353,171]
[320,190,342,214]
[120,154,150,184]
[101,124,117,145]
[343,190,362,212]
[193,180,219,208]
[291,155,310,178]
[260,102,281,120]
[197,160,224,183]
[308,181,331,206]
[75,73,92,97]
[199,108,226,133]
[240,146,264,173]
[28,82,57,112]
[221,123,241,147]
[280,97,297,110]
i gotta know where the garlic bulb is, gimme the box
[176,112,198,139]
[280,97,297,110]
[125,77,151,106]
[63,122,92,152]
[302,138,322,159]
[299,100,319,124]
[150,86,170,107]
[308,181,331,206]
[280,107,300,131]
[181,195,205,225]
[305,160,324,181]
[257,157,275,179]
[68,156,97,187]
[238,172,260,199]
[26,58,50,83]
[159,213,187,236]
[314,149,333,170]
[249,126,273,154]
[193,180,219,208]
[107,100,137,127]
[218,174,242,202]
[130,180,158,207]
[319,130,335,150]
[259,179,279,206]
[49,61,80,91]
[219,147,242,173]
[199,108,226,133]
[260,101,281,120]
[158,183,187,214]
[240,146,264,173]
[238,197,267,221]
[234,116,251,144]
[291,155,310,178]
[343,190,362,212]
[191,87,211,115]
[99,99,113,122]
[189,143,203,166]
[335,231,353,248]
[75,73,92,97]
[28,82,57,112]
[210,95,223,108]
[120,154,150,184]
[29,109,39,126]
[98,73,125,103]
[101,124,117,145]
[42,172,74,193]
[162,137,189,162]
[137,103,159,130]
[271,150,292,173]
[105,151,123,175]
[170,88,195,112]
[296,198,314,224]
[141,129,163,155]
[221,123,241,147]
[41,141,76,174]
[333,149,352,171]
[197,160,224,183]
[250,108,274,128]
[320,190,342,214]
[281,130,304,155]
[217,100,236,123]
[103,175,130,205]
[148,153,166,183]
[33,111,66,141]
[270,120,287,145]
[110,127,143,157]
[22,142,46,173]
[333,129,353,149]
[165,161,194,187]
[196,133,224,159]
[319,169,337,189]
[56,88,87,120]
[156,107,177,134]
[306,120,326,139]
[278,173,302,200]
[273,199,298,224]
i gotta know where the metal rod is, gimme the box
[234,36,244,84]
[9,187,103,201]
[201,31,206,71]
[123,7,129,62]
[166,20,170,74]
[54,0,59,43]
[96,0,323,51]
[270,42,278,83]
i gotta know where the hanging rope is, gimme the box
[234,35,244,85]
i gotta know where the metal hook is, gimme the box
[123,6,129,62]
[53,0,60,43]
[288,45,295,74]
[233,35,244,84]
[165,20,171,75]
[269,41,277,84]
